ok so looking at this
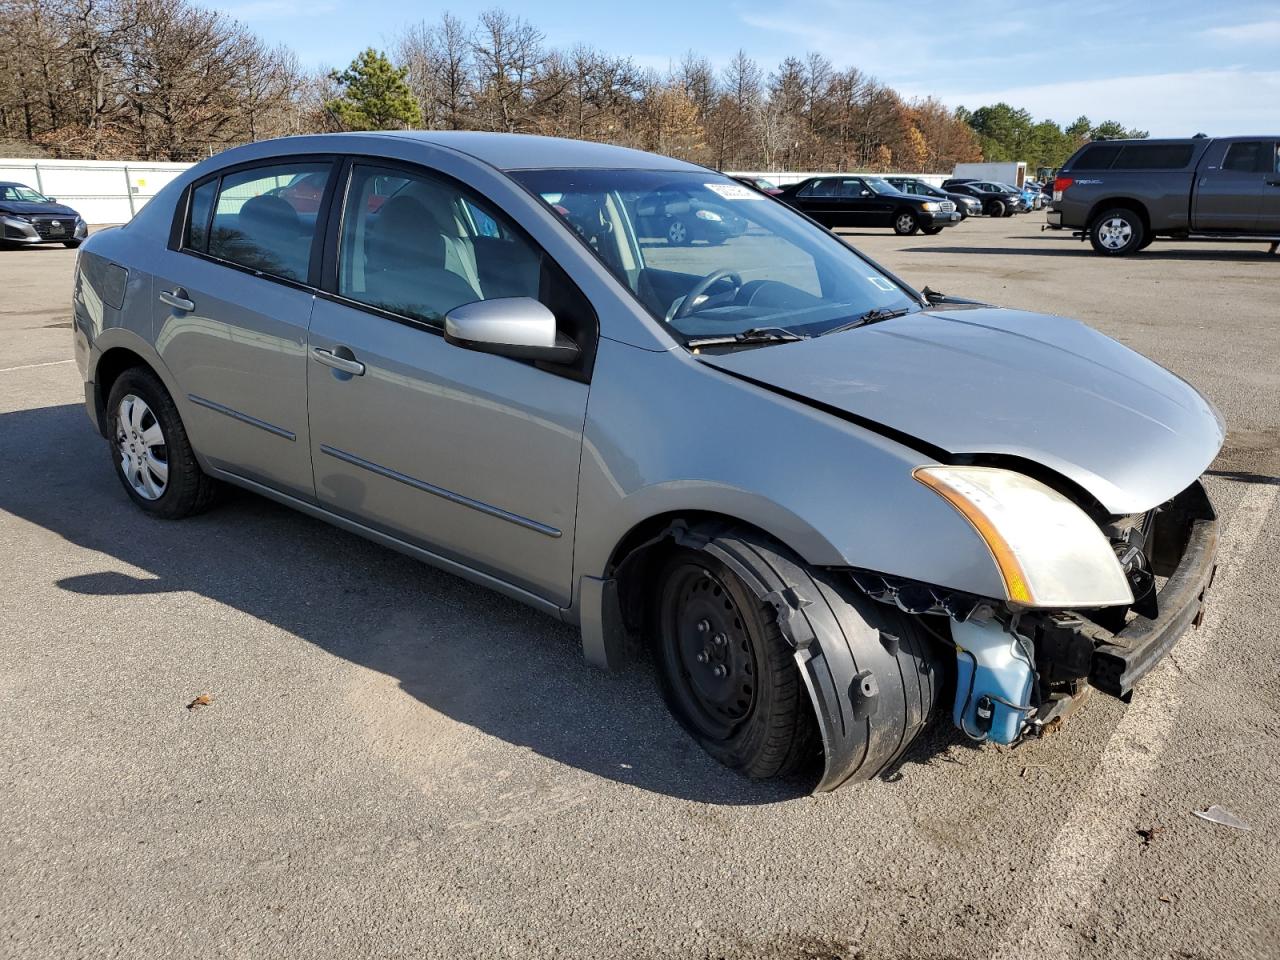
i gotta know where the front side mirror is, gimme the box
[444,297,580,365]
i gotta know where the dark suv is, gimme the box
[1048,136,1280,255]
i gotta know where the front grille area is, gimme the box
[938,200,956,213]
[31,217,72,239]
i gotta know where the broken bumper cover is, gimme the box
[1089,481,1218,700]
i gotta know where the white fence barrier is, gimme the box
[0,158,193,224]
[0,159,953,225]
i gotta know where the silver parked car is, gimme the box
[73,133,1223,790]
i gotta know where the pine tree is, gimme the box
[326,48,420,131]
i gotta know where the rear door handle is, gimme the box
[158,288,195,311]
[311,347,365,376]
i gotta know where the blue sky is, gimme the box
[218,0,1280,136]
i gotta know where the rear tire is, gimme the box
[652,526,942,783]
[1089,207,1145,256]
[893,210,919,235]
[106,367,219,519]
[666,219,690,246]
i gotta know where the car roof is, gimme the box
[365,131,705,172]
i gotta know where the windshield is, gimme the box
[512,169,918,345]
[0,185,48,203]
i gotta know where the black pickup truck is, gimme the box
[1047,136,1280,255]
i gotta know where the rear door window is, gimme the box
[1223,141,1266,172]
[206,162,332,282]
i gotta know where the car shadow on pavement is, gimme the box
[905,244,1278,262]
[6,402,936,805]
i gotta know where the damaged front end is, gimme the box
[850,480,1218,749]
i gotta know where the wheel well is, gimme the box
[606,511,787,647]
[1087,198,1150,233]
[92,347,152,435]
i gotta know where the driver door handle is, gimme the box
[312,346,365,376]
[158,288,195,312]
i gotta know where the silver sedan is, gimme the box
[71,133,1223,790]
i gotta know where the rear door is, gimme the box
[151,158,335,500]
[1193,140,1270,231]
[305,160,594,607]
[1263,142,1280,233]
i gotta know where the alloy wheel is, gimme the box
[1098,217,1133,250]
[115,394,169,500]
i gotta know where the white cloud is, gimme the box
[905,68,1280,138]
[1207,19,1280,43]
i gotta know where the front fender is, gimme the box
[571,338,1008,618]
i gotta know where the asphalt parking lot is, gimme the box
[2,216,1278,960]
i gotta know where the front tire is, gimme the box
[1089,207,1145,256]
[987,199,1006,218]
[893,210,919,235]
[106,367,219,519]
[652,527,943,783]
[63,240,83,249]
[922,225,945,235]
[666,219,690,246]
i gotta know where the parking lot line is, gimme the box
[992,481,1280,959]
[0,359,75,373]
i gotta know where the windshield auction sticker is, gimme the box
[705,183,764,200]
[866,276,896,292]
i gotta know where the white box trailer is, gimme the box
[950,161,1028,188]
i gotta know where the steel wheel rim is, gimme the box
[896,214,914,233]
[1099,217,1133,249]
[668,221,686,244]
[115,394,168,500]
[660,562,759,740]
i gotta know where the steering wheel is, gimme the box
[667,270,744,322]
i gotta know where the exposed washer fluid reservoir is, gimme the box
[951,618,1035,744]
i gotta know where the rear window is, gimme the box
[1070,144,1123,170]
[1111,144,1195,170]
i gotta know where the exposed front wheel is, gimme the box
[652,527,943,784]
[987,200,1006,217]
[893,211,919,235]
[106,367,219,519]
[1089,207,1145,256]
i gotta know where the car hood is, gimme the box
[0,200,80,217]
[699,307,1224,514]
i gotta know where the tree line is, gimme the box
[0,0,1144,170]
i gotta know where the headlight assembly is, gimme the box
[914,465,1133,608]
[921,201,939,212]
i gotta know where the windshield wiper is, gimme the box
[686,326,811,349]
[819,307,910,338]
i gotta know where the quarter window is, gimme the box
[205,162,331,282]
[184,179,217,252]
